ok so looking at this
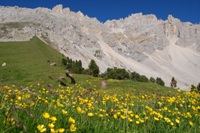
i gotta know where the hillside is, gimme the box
[0,5,200,90]
[0,36,172,93]
[0,36,199,133]
[0,36,64,85]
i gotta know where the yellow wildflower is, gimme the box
[189,121,194,126]
[58,128,65,133]
[99,114,103,118]
[42,112,50,119]
[57,102,64,108]
[128,118,133,122]
[154,117,159,121]
[139,119,145,123]
[17,96,22,100]
[113,114,118,119]
[30,101,35,107]
[50,116,57,122]
[163,106,168,111]
[120,115,126,119]
[69,117,75,123]
[76,107,82,112]
[37,125,46,133]
[70,124,76,132]
[48,123,55,129]
[50,129,56,133]
[136,121,140,124]
[62,109,68,115]
[88,112,94,117]
[175,119,180,124]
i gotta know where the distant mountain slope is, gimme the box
[0,5,200,90]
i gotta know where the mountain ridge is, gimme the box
[0,5,200,90]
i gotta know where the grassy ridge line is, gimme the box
[0,36,64,85]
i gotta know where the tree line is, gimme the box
[61,57,99,77]
[100,67,165,86]
[61,57,165,86]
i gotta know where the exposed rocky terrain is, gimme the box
[0,5,200,90]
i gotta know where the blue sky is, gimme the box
[0,0,199,23]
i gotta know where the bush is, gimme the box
[130,72,140,82]
[156,77,165,86]
[102,67,129,80]
[190,85,196,92]
[149,77,156,83]
[130,72,148,82]
[139,75,149,82]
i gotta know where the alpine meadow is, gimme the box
[0,4,200,133]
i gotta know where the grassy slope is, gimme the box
[0,37,175,94]
[0,36,64,85]
[75,74,176,96]
[1,37,198,133]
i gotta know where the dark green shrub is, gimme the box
[156,77,165,86]
[149,77,156,83]
[139,75,149,82]
[190,85,196,92]
[104,67,129,80]
[130,72,140,81]
[130,72,148,82]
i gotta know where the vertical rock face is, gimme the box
[0,5,200,90]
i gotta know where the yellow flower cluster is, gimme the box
[0,84,200,132]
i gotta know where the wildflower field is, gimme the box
[0,81,199,133]
[0,35,199,133]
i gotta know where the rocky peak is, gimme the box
[52,4,63,14]
[63,7,70,14]
[167,15,181,24]
[35,7,51,13]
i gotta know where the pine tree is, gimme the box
[88,59,100,77]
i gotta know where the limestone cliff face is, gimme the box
[0,5,200,90]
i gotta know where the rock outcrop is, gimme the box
[0,5,200,90]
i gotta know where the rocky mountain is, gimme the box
[0,5,200,90]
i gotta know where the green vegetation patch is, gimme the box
[0,36,64,85]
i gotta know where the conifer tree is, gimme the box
[88,59,100,77]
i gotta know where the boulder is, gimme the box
[2,62,6,67]
[50,62,56,66]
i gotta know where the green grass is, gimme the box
[0,36,65,85]
[74,74,176,95]
[0,37,199,133]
